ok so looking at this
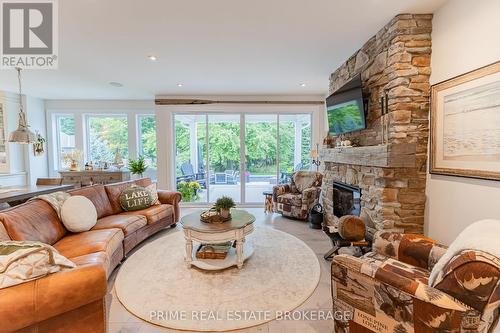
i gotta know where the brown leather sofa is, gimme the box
[0,178,181,333]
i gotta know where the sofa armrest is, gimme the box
[372,231,448,270]
[272,184,291,202]
[0,263,107,332]
[157,190,182,222]
[332,255,468,312]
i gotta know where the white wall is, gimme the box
[26,96,49,184]
[425,0,500,244]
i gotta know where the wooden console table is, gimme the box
[59,170,130,187]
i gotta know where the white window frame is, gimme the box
[52,113,76,170]
[45,100,155,177]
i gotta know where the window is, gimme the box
[173,113,312,204]
[54,115,76,169]
[138,115,157,180]
[86,115,128,164]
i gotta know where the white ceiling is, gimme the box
[0,0,448,100]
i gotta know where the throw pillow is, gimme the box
[0,241,75,289]
[120,185,152,211]
[60,196,98,232]
[145,183,160,205]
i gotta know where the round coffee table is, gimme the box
[180,209,255,270]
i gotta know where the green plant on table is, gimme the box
[128,155,148,177]
[214,196,236,212]
[177,181,201,202]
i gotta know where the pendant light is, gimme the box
[8,67,35,144]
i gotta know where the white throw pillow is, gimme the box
[60,196,97,232]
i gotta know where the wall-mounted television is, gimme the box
[326,74,366,136]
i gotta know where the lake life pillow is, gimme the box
[120,185,152,211]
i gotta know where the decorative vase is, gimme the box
[220,209,230,218]
[69,160,78,171]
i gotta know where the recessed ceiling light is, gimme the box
[109,81,123,87]
[148,55,158,61]
[177,83,183,87]
[299,83,307,87]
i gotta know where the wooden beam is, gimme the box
[154,99,324,106]
[319,143,417,168]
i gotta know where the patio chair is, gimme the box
[225,170,239,184]
[279,162,303,184]
[178,162,206,187]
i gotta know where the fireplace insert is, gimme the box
[333,182,361,217]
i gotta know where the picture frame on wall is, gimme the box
[430,61,500,181]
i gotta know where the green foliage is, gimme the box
[139,116,157,168]
[128,155,148,175]
[174,118,312,176]
[88,117,128,162]
[214,196,236,211]
[59,117,75,135]
[177,181,201,202]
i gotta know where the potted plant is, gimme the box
[128,155,148,178]
[214,196,236,218]
[177,181,201,202]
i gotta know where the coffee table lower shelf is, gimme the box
[189,243,254,271]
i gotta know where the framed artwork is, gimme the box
[430,61,500,181]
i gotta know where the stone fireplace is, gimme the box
[321,14,431,234]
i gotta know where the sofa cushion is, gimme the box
[277,193,302,206]
[92,214,147,236]
[53,228,124,260]
[292,171,322,193]
[105,178,152,215]
[69,252,111,277]
[0,199,66,245]
[119,204,172,224]
[361,252,430,285]
[69,185,114,218]
[0,223,10,241]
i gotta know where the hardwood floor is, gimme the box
[107,208,335,333]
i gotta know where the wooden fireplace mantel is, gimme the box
[319,143,416,168]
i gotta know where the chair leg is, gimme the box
[324,246,340,261]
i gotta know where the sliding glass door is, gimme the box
[207,115,241,203]
[245,114,278,202]
[174,113,311,204]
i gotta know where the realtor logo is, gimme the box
[1,0,58,69]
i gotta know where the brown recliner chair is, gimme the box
[272,171,323,220]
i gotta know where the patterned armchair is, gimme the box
[331,226,500,333]
[272,171,322,220]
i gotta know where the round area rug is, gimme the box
[115,227,320,331]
